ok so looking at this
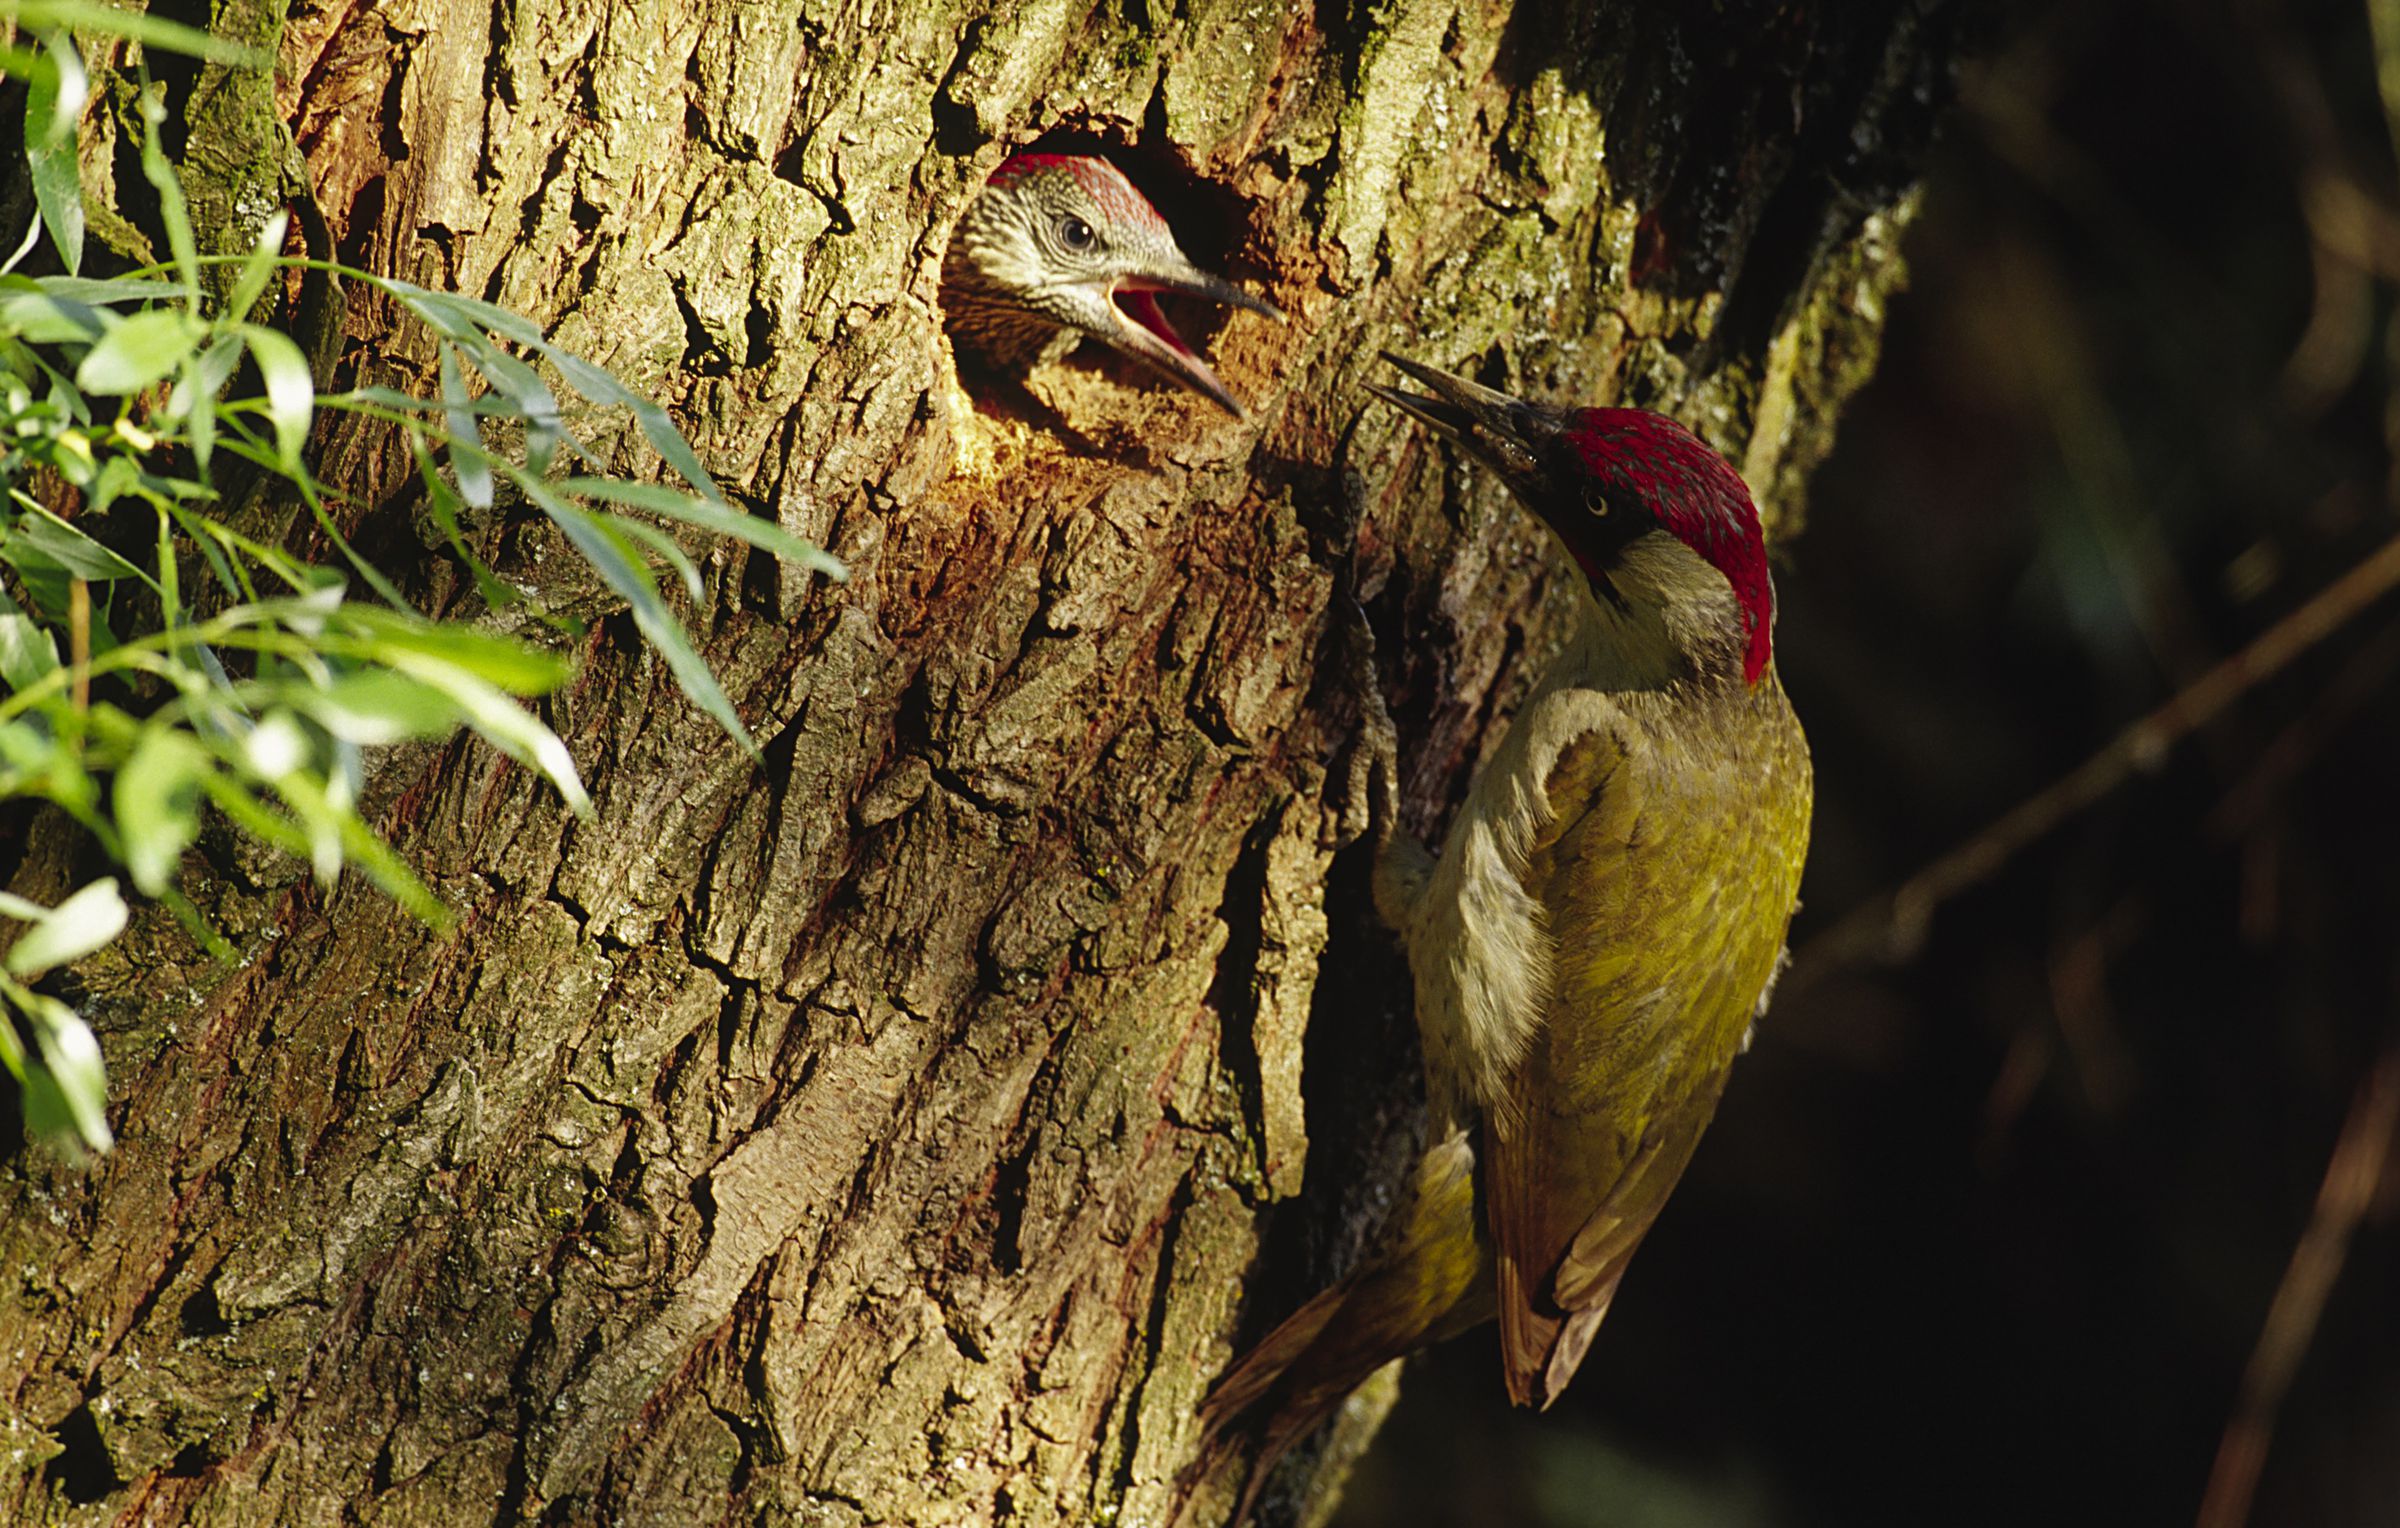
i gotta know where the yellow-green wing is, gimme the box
[1488,676,1811,1408]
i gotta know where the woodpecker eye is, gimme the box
[1058,215,1097,251]
[1582,481,1612,517]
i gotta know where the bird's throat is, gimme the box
[1573,532,1757,696]
[1112,289,1197,360]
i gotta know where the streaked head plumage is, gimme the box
[941,153,1281,419]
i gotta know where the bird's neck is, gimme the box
[1562,529,1760,701]
[940,281,1065,368]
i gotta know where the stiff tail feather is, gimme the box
[1184,1132,1493,1526]
[1491,1073,1731,1409]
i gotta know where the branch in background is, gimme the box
[1792,532,2400,985]
[2194,1043,2400,1528]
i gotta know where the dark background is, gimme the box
[1338,0,2400,1523]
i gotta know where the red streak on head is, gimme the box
[1568,409,1774,684]
[989,153,1170,237]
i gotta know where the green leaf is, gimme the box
[5,549,74,619]
[18,1065,79,1150]
[1,1,269,64]
[136,86,200,304]
[329,386,525,424]
[191,329,243,393]
[79,454,126,521]
[168,333,241,473]
[238,323,313,469]
[115,726,208,894]
[454,335,562,471]
[9,274,192,304]
[180,351,217,469]
[262,754,344,885]
[291,670,464,745]
[605,511,706,602]
[378,290,560,454]
[0,586,61,690]
[6,877,128,976]
[22,992,110,1150]
[166,502,245,602]
[438,341,493,509]
[75,307,205,393]
[338,610,570,693]
[0,719,58,777]
[0,1014,26,1116]
[7,502,148,582]
[407,431,518,613]
[0,287,105,344]
[37,352,94,424]
[558,476,847,578]
[380,283,544,347]
[24,31,86,140]
[335,811,447,928]
[24,33,88,275]
[380,650,590,813]
[241,709,310,780]
[152,500,181,627]
[331,385,447,414]
[522,478,754,751]
[535,342,724,503]
[197,773,306,859]
[224,209,287,323]
[277,575,348,639]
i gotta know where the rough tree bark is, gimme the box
[1,1,1955,1523]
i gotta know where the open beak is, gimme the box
[1365,352,1559,503]
[1102,262,1284,419]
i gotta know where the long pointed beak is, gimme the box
[1118,263,1286,324]
[1098,260,1283,419]
[1365,352,1558,501]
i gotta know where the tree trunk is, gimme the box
[1,2,1955,1523]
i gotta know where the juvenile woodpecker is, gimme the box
[941,154,1281,418]
[1197,356,1813,1519]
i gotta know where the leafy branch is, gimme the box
[0,6,842,1153]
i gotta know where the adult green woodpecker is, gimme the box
[941,153,1282,418]
[1197,356,1813,1518]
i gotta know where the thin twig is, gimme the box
[1792,532,2400,983]
[67,577,89,711]
[2193,1044,2400,1528]
[2207,612,2400,840]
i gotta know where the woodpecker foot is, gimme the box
[1327,592,1399,848]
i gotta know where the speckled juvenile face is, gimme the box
[962,156,1181,303]
[940,153,1282,418]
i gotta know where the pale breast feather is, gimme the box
[1400,683,1639,1125]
